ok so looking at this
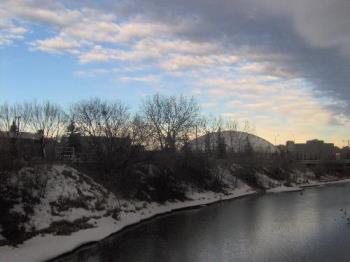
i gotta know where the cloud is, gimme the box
[1,0,350,145]
[109,0,350,115]
[161,55,239,71]
[0,25,27,46]
[0,8,27,46]
[259,0,350,56]
[30,36,80,54]
[74,68,111,78]
[119,75,160,83]
[1,0,81,27]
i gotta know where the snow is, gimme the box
[267,177,350,193]
[1,164,350,262]
[255,172,281,189]
[301,178,350,188]
[6,165,119,231]
[0,182,255,262]
[267,185,302,193]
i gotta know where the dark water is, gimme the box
[53,184,350,262]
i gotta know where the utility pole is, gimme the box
[195,124,198,151]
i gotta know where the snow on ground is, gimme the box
[301,178,350,188]
[1,164,350,262]
[3,165,119,233]
[290,169,316,184]
[267,185,302,193]
[255,172,281,189]
[0,178,255,262]
[267,175,350,193]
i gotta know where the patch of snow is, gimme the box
[3,165,119,232]
[26,165,118,231]
[301,178,350,187]
[2,164,350,262]
[267,176,350,193]
[267,185,302,193]
[0,181,255,262]
[255,172,281,189]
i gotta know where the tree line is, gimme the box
[0,94,256,159]
[0,94,264,197]
[1,94,298,205]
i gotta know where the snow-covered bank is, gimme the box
[301,178,350,188]
[0,183,255,262]
[2,164,350,262]
[267,178,350,193]
[267,185,303,193]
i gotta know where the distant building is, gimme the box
[286,139,336,160]
[58,135,142,161]
[0,131,40,140]
[0,131,42,159]
[340,146,350,160]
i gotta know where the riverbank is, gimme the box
[1,169,350,262]
[52,179,350,262]
[267,177,350,193]
[0,184,256,262]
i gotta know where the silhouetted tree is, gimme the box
[244,136,253,156]
[142,94,199,151]
[26,101,67,158]
[216,127,226,158]
[71,98,130,168]
[66,120,81,155]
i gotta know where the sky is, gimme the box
[0,0,349,146]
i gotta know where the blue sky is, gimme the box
[1,0,350,146]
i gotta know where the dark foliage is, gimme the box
[40,218,94,236]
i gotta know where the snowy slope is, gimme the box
[0,165,119,239]
[0,165,255,262]
[190,131,277,153]
[1,164,350,262]
[26,165,119,230]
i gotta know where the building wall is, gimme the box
[340,147,350,159]
[286,140,335,160]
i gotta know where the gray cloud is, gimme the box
[4,0,350,115]
[88,0,350,114]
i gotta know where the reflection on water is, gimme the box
[54,184,350,262]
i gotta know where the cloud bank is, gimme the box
[1,0,349,144]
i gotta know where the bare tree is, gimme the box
[26,101,67,158]
[199,115,224,153]
[71,98,130,161]
[225,119,238,154]
[142,94,199,151]
[71,98,130,138]
[129,114,151,148]
[0,103,29,136]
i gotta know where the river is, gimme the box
[53,183,350,262]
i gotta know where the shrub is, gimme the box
[41,218,94,236]
[0,213,27,245]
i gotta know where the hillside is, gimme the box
[1,162,347,262]
[0,165,120,245]
[190,131,277,153]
